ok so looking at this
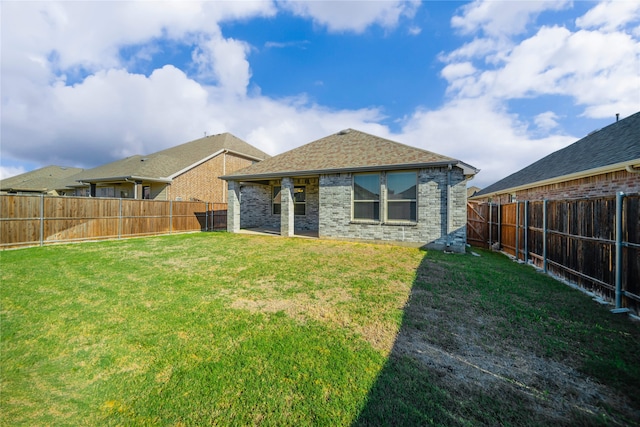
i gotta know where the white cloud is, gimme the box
[192,33,253,96]
[440,62,476,82]
[1,0,639,193]
[534,111,561,131]
[451,0,570,37]
[0,166,27,180]
[576,0,640,32]
[278,0,419,33]
[398,99,575,187]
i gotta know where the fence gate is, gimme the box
[467,202,489,248]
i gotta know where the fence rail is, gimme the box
[467,194,640,315]
[0,194,227,249]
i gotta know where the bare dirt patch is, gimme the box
[396,258,640,425]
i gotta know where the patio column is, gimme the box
[227,180,240,233]
[280,177,294,237]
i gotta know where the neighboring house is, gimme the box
[222,129,479,252]
[467,186,481,198]
[472,111,640,203]
[71,133,270,203]
[0,165,84,196]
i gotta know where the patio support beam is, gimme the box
[280,177,295,237]
[227,180,241,233]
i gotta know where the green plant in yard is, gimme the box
[1,233,639,426]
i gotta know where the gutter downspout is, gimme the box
[124,178,139,199]
[446,163,452,251]
[626,164,640,173]
[612,191,629,314]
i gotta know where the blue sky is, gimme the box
[1,1,639,188]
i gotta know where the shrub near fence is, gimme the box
[0,194,227,249]
[467,194,640,315]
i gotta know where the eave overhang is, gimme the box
[221,161,479,182]
[470,158,640,200]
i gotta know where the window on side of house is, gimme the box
[353,173,380,221]
[386,171,417,222]
[293,186,306,215]
[273,186,281,215]
[273,186,306,215]
[96,186,115,198]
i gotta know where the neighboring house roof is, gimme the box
[222,129,479,180]
[0,165,84,193]
[474,111,640,198]
[74,133,270,184]
[467,186,481,198]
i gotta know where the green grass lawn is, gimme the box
[1,233,639,426]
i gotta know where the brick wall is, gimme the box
[171,153,255,203]
[318,168,468,251]
[239,178,320,231]
[474,169,640,203]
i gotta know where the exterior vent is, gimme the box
[338,129,351,135]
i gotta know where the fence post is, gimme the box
[169,200,173,234]
[118,198,122,239]
[488,202,492,247]
[498,202,502,248]
[614,192,624,310]
[39,194,44,246]
[524,200,529,263]
[205,202,209,232]
[515,201,520,261]
[543,199,548,273]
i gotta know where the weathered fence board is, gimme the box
[0,195,227,249]
[467,195,640,315]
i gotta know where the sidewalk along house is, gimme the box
[71,133,270,203]
[0,166,84,196]
[471,111,640,203]
[221,129,479,252]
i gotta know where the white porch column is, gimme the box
[227,180,240,233]
[280,177,294,237]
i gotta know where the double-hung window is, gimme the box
[386,171,417,222]
[273,186,306,215]
[353,174,380,221]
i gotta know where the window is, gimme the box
[387,171,417,222]
[273,186,306,215]
[96,187,115,198]
[353,174,380,221]
[293,186,306,215]
[142,186,151,199]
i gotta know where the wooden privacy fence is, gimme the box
[467,194,640,315]
[0,194,227,249]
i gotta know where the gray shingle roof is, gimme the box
[475,111,640,197]
[222,129,478,180]
[0,166,84,192]
[74,133,270,183]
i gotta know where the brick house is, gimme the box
[222,129,479,252]
[472,111,640,203]
[71,133,270,203]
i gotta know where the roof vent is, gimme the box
[338,129,351,135]
[141,158,149,162]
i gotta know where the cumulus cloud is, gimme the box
[451,0,570,37]
[278,0,419,33]
[1,0,638,192]
[442,1,640,120]
[398,99,575,186]
[576,0,640,32]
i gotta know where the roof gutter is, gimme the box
[471,158,640,200]
[75,175,172,185]
[222,160,479,181]
[626,164,640,173]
